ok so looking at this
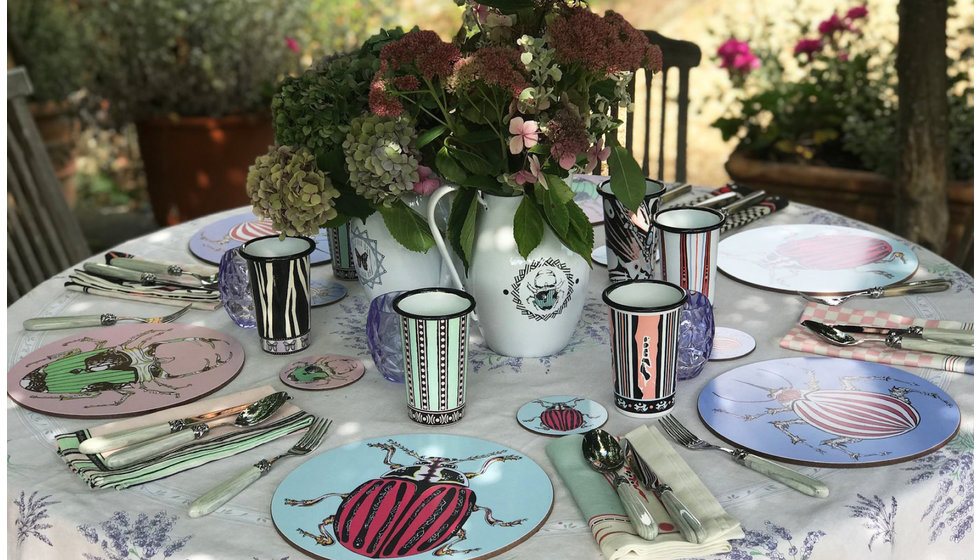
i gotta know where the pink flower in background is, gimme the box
[717,38,760,74]
[818,13,852,35]
[585,138,611,174]
[285,37,301,53]
[508,117,539,154]
[794,38,823,60]
[472,2,489,24]
[838,52,850,62]
[846,6,868,20]
[413,165,440,195]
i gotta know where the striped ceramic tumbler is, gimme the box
[240,235,315,354]
[602,280,687,418]
[654,207,726,303]
[393,288,476,425]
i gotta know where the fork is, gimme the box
[799,278,952,306]
[23,303,194,331]
[188,417,331,518]
[659,415,829,498]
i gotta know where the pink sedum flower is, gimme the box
[508,117,539,154]
[413,165,440,195]
[846,6,868,20]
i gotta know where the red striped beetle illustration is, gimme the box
[713,368,952,460]
[772,233,906,277]
[284,439,526,557]
[520,398,600,432]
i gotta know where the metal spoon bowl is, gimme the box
[582,429,659,540]
[801,320,974,356]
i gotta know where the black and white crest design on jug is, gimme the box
[506,258,577,321]
[349,223,387,289]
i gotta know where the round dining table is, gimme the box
[7,189,974,560]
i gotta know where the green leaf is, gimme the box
[435,146,468,184]
[447,188,478,271]
[561,199,595,265]
[543,173,576,204]
[535,176,570,237]
[513,196,544,259]
[415,125,448,149]
[317,148,347,180]
[449,146,495,176]
[378,200,435,253]
[607,145,645,212]
[476,0,535,13]
[332,183,375,221]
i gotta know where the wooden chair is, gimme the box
[618,31,702,182]
[7,67,90,304]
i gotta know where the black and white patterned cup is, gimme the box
[598,178,667,282]
[602,280,687,418]
[240,235,316,354]
[392,288,476,425]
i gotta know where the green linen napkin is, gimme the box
[55,386,313,489]
[545,425,743,560]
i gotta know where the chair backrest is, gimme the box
[618,31,702,182]
[8,67,90,304]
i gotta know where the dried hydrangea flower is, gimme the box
[342,114,421,206]
[246,145,340,237]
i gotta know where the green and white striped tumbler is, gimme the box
[392,288,476,425]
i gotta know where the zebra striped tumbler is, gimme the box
[602,280,687,418]
[393,288,476,425]
[654,207,726,303]
[240,235,316,354]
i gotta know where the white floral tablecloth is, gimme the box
[7,195,973,560]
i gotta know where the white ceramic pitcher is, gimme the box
[427,185,590,357]
[350,193,453,301]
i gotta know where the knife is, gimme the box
[693,191,738,209]
[110,257,217,287]
[77,392,289,455]
[661,183,692,203]
[83,262,207,289]
[622,438,707,544]
[832,324,974,345]
[720,190,767,215]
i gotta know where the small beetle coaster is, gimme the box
[517,395,608,436]
[709,327,757,360]
[311,281,347,307]
[279,354,364,390]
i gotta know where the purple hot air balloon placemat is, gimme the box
[271,433,553,560]
[697,357,960,468]
[7,324,244,418]
[717,224,918,294]
[189,212,332,265]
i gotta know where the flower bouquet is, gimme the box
[247,0,660,268]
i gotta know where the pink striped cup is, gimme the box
[654,207,726,303]
[601,280,687,418]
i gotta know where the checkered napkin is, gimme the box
[545,427,742,560]
[54,386,314,489]
[665,183,787,234]
[780,302,974,374]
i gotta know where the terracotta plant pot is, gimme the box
[136,114,273,225]
[724,151,973,266]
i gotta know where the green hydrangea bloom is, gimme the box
[246,145,340,237]
[342,114,421,206]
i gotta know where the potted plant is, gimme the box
[249,0,660,356]
[80,0,308,225]
[711,6,973,261]
[8,0,87,206]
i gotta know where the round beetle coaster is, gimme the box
[311,281,347,307]
[279,355,365,390]
[517,395,608,436]
[709,327,756,360]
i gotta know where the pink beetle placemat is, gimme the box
[780,302,973,374]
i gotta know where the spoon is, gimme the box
[799,278,952,306]
[103,392,291,469]
[582,428,659,540]
[801,320,974,357]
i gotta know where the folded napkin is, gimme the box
[781,302,974,374]
[545,426,743,560]
[65,269,221,311]
[665,183,787,234]
[55,386,313,489]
